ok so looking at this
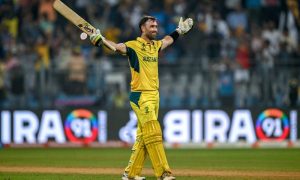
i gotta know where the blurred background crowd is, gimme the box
[0,0,299,109]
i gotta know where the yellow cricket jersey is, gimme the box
[125,37,162,91]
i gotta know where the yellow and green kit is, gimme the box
[123,37,172,178]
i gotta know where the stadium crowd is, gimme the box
[0,0,299,109]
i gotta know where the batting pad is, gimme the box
[125,135,147,177]
[142,120,172,177]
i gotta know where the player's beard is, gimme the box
[146,31,157,40]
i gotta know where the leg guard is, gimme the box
[124,134,147,177]
[142,120,171,177]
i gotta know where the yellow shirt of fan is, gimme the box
[125,37,162,91]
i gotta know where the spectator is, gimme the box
[218,64,234,107]
[113,84,127,108]
[39,0,57,22]
[288,76,299,107]
[20,13,41,44]
[0,58,6,107]
[35,36,50,90]
[2,9,18,38]
[278,41,292,63]
[245,0,262,25]
[250,26,263,55]
[65,47,87,95]
[212,12,230,39]
[279,27,296,54]
[207,25,223,61]
[261,0,280,24]
[226,5,248,31]
[236,34,250,69]
[8,65,25,107]
[221,28,238,60]
[259,39,276,105]
[225,0,242,11]
[5,52,25,108]
[262,21,281,55]
[39,13,54,37]
[103,24,122,55]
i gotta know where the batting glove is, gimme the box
[176,17,193,35]
[90,29,105,46]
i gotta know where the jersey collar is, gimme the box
[137,37,154,45]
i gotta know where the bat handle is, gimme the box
[103,39,117,52]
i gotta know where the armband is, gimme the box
[169,30,179,42]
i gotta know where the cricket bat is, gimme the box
[53,0,116,51]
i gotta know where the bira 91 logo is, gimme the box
[64,109,98,143]
[256,108,290,141]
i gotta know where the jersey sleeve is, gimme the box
[124,41,130,48]
[124,41,136,56]
[155,40,163,52]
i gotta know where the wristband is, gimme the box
[169,30,179,42]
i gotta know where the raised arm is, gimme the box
[160,17,193,51]
[90,29,127,54]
